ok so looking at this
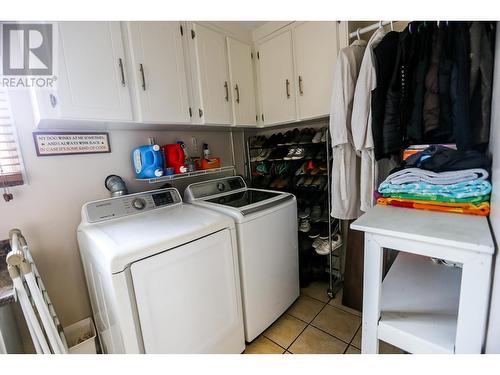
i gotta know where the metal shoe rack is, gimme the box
[245,127,344,298]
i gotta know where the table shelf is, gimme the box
[379,252,461,354]
[135,166,235,184]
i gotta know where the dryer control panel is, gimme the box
[83,188,182,223]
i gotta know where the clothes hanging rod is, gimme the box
[349,21,393,39]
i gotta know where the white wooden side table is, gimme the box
[351,205,494,354]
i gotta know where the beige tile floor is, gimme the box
[244,281,404,354]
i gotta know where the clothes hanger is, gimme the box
[390,21,394,31]
[409,22,412,34]
[379,21,383,29]
[356,28,361,40]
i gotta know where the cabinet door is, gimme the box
[191,24,232,125]
[52,22,133,121]
[126,22,191,124]
[293,22,339,120]
[227,38,257,126]
[258,31,296,125]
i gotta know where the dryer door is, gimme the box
[130,229,244,353]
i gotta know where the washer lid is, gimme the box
[205,189,283,208]
[78,203,234,273]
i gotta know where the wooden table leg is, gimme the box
[361,233,383,354]
[455,253,492,353]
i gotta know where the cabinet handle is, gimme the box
[224,81,229,102]
[235,84,240,104]
[299,75,304,95]
[139,63,146,91]
[285,79,290,99]
[118,58,126,87]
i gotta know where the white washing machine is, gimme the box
[77,188,245,353]
[184,176,299,342]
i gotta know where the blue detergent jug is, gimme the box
[132,144,164,179]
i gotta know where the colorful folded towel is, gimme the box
[381,168,489,185]
[380,192,491,203]
[377,197,490,216]
[378,179,492,199]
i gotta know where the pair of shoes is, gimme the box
[255,163,269,175]
[268,148,288,160]
[298,218,311,232]
[299,128,316,143]
[278,129,300,146]
[255,149,272,162]
[310,205,322,222]
[312,128,327,143]
[313,234,342,255]
[295,161,308,176]
[250,136,268,148]
[284,147,305,160]
[298,206,311,219]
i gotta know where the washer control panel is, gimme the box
[84,188,182,223]
[186,176,246,199]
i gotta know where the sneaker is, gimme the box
[319,208,330,223]
[312,237,323,249]
[296,176,307,188]
[250,148,262,162]
[312,128,324,143]
[310,205,322,222]
[310,176,323,189]
[315,234,342,255]
[308,224,320,239]
[295,162,308,176]
[304,148,315,160]
[298,206,311,219]
[279,130,294,146]
[255,149,272,162]
[291,128,303,144]
[291,147,306,160]
[256,163,269,175]
[300,128,315,143]
[299,218,311,233]
[262,134,277,148]
[283,148,297,160]
[315,148,326,160]
[286,128,300,145]
[321,129,328,143]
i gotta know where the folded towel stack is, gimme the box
[376,146,492,216]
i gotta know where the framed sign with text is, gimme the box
[33,132,111,156]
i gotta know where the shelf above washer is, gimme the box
[136,166,235,184]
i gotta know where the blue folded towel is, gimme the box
[378,179,492,199]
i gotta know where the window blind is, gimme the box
[0,89,24,187]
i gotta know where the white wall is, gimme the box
[0,90,241,341]
[486,22,500,354]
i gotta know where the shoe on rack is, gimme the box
[304,148,315,160]
[285,128,300,145]
[250,148,262,162]
[255,149,272,162]
[269,178,281,189]
[291,147,306,160]
[315,234,342,255]
[310,205,322,222]
[308,224,320,239]
[295,162,308,176]
[319,208,330,223]
[315,148,326,160]
[298,206,311,219]
[302,175,315,188]
[300,128,315,143]
[312,128,324,143]
[310,166,320,175]
[312,237,323,249]
[296,176,307,188]
[283,148,297,160]
[299,218,311,233]
[273,132,284,146]
[256,163,270,175]
[321,129,328,143]
[290,128,303,144]
[278,130,294,146]
[262,134,277,148]
[276,177,291,189]
[318,176,327,191]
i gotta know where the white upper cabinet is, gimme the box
[125,22,191,124]
[257,31,296,126]
[189,24,232,125]
[35,22,133,123]
[293,22,339,120]
[227,38,257,126]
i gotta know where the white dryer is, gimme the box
[77,188,245,353]
[184,176,299,342]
